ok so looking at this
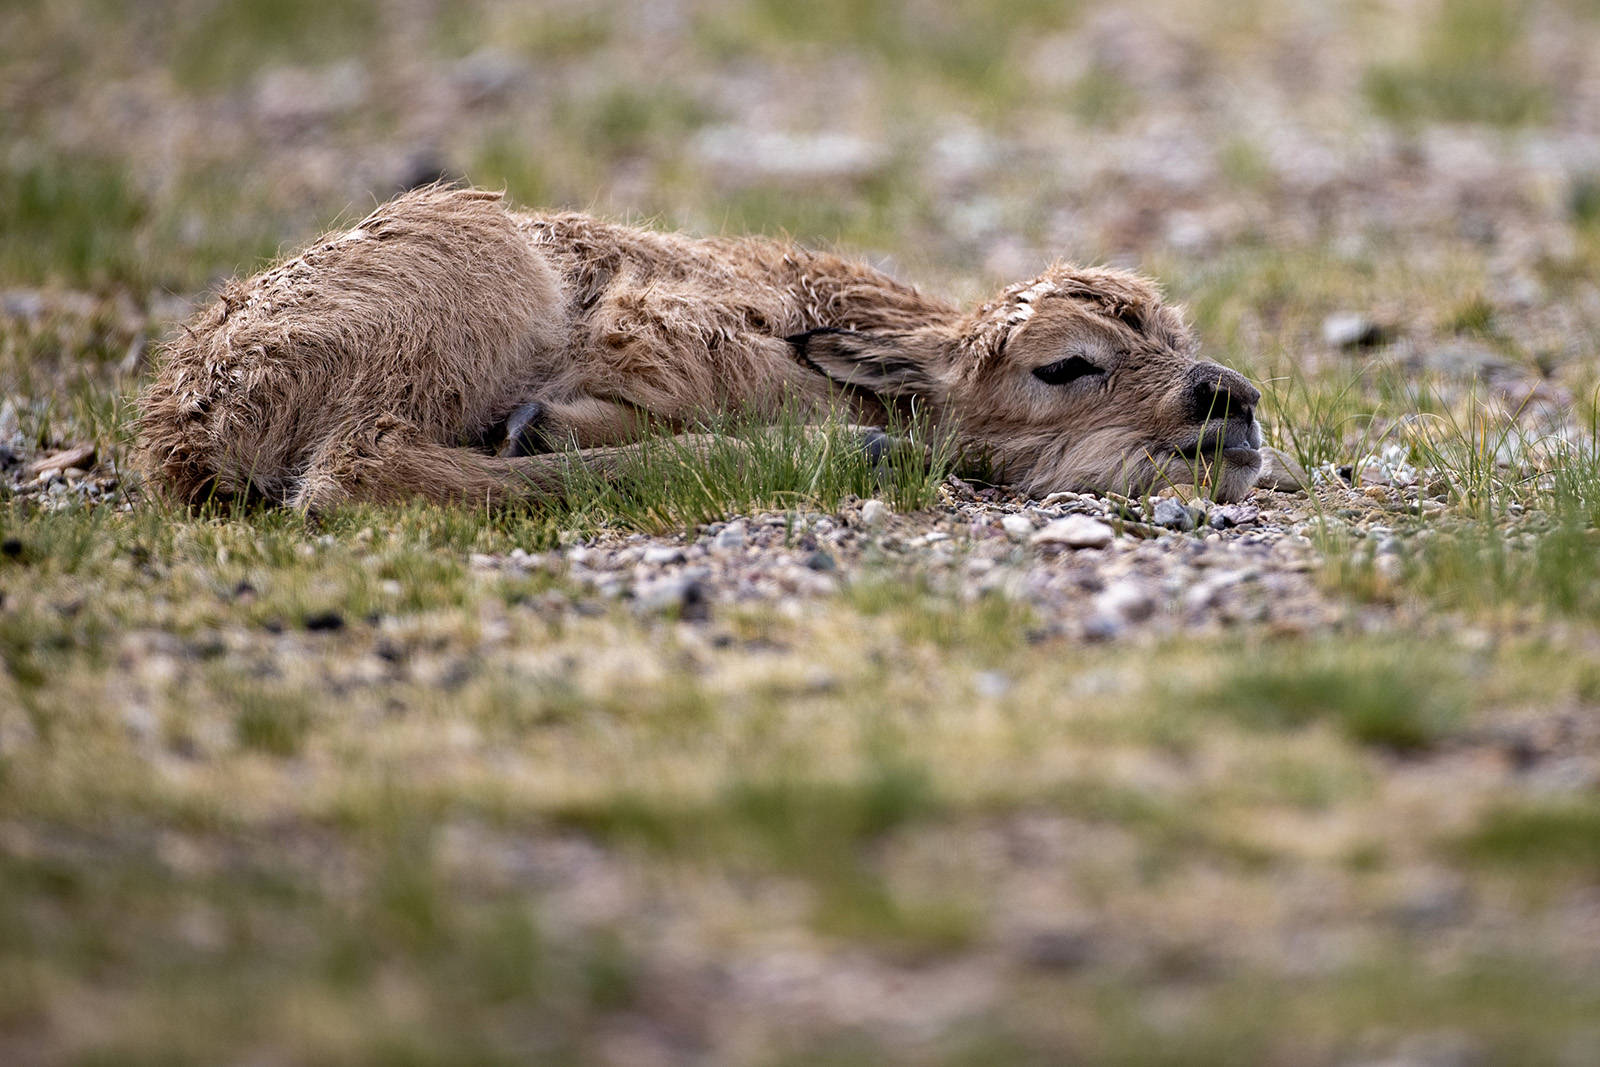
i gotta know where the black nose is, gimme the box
[1187,364,1259,426]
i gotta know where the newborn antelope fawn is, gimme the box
[136,185,1262,510]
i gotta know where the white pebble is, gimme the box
[1030,515,1114,549]
[859,499,890,526]
[1000,514,1035,541]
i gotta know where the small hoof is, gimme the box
[500,401,550,458]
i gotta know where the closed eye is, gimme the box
[1032,355,1105,386]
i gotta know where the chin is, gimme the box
[1096,448,1261,503]
[1150,448,1262,502]
[1016,446,1263,503]
[1209,455,1262,502]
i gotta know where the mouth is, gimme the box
[1173,442,1262,468]
[1154,436,1264,503]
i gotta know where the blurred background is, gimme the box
[3,0,1598,369]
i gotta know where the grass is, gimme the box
[524,407,954,535]
[1363,0,1550,126]
[1453,800,1600,880]
[1186,639,1469,752]
[0,156,149,290]
[3,0,1600,1061]
[5,197,1600,1061]
[169,0,378,91]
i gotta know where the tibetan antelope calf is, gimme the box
[135,185,1262,510]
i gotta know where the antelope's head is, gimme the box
[792,264,1263,502]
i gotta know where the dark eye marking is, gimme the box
[1032,355,1106,386]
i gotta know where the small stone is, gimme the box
[1,291,45,319]
[804,549,836,572]
[634,577,710,620]
[1208,503,1260,529]
[1255,447,1311,493]
[1021,927,1098,970]
[1321,311,1386,349]
[1093,580,1157,623]
[974,670,1011,698]
[1081,613,1124,641]
[25,443,95,478]
[642,545,686,565]
[713,522,746,551]
[1151,497,1198,531]
[452,47,528,103]
[1031,515,1114,549]
[1000,514,1035,541]
[1423,343,1507,379]
[1389,879,1469,931]
[303,610,345,632]
[859,499,889,526]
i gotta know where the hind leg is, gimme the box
[289,415,529,511]
[291,418,768,513]
[288,411,724,512]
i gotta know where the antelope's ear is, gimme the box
[788,328,943,399]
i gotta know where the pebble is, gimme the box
[713,522,746,551]
[1000,513,1035,541]
[1093,579,1158,623]
[804,549,836,572]
[1020,927,1099,971]
[974,670,1012,698]
[643,545,686,565]
[1031,515,1114,549]
[1321,311,1386,349]
[1255,447,1311,493]
[1209,503,1260,529]
[859,499,889,526]
[634,576,710,620]
[1151,497,1198,531]
[303,610,346,633]
[25,442,96,478]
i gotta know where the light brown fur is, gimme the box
[135,185,1262,510]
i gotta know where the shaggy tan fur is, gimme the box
[135,185,1262,510]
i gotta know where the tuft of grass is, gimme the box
[521,408,955,537]
[557,85,712,162]
[1256,364,1380,473]
[554,764,974,949]
[1364,0,1549,126]
[1188,641,1468,752]
[231,686,314,757]
[169,0,378,91]
[694,0,1076,104]
[0,156,148,288]
[1452,800,1600,880]
[848,576,1035,655]
[1065,65,1138,128]
[1350,392,1600,623]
